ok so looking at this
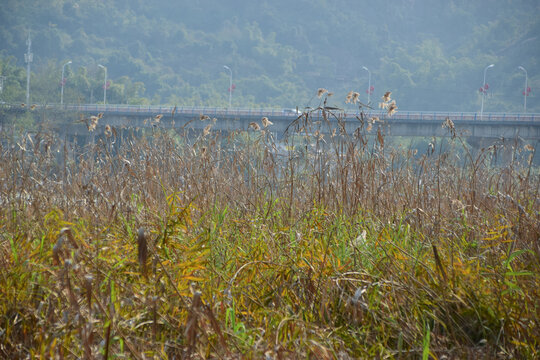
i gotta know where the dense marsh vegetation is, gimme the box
[1,93,539,358]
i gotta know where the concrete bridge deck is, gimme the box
[1,103,539,140]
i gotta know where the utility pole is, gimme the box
[480,64,494,120]
[24,32,33,105]
[518,66,528,113]
[223,65,232,109]
[362,66,371,105]
[0,76,5,102]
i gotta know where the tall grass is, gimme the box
[0,93,538,359]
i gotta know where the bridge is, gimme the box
[1,103,539,141]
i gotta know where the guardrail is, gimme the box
[1,103,539,122]
[63,104,298,118]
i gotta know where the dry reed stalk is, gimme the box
[1,103,539,357]
[184,291,202,354]
[137,227,148,276]
[83,274,93,310]
[103,321,111,360]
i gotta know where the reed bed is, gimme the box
[0,94,539,359]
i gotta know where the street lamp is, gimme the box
[362,66,371,105]
[223,65,232,109]
[60,60,72,105]
[0,76,5,102]
[518,66,528,113]
[480,64,494,119]
[98,64,107,105]
[24,32,33,105]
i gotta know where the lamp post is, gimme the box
[24,32,33,105]
[362,66,371,104]
[518,66,528,113]
[98,64,107,105]
[60,60,72,105]
[480,64,494,119]
[0,76,5,102]
[223,65,232,109]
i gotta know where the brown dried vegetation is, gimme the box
[0,93,539,358]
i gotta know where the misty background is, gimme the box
[0,0,538,112]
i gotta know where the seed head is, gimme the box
[387,100,397,116]
[87,116,99,131]
[352,92,360,104]
[442,117,454,129]
[249,122,261,131]
[345,91,354,103]
[261,117,273,127]
[203,124,212,136]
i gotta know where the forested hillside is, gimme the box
[0,0,538,111]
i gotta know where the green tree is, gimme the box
[0,56,26,103]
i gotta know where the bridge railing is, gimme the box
[58,104,293,118]
[358,110,539,122]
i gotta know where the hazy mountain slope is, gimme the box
[0,0,538,111]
